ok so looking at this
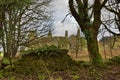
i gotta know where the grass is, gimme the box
[68,44,120,62]
[0,52,119,80]
[0,44,120,80]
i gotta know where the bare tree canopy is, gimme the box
[101,0,120,35]
[0,0,53,59]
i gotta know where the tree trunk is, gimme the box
[84,29,104,67]
[3,52,10,59]
[11,47,18,58]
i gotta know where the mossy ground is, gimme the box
[0,57,120,80]
[0,46,120,80]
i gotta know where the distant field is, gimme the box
[68,44,120,62]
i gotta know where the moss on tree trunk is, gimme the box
[84,30,104,67]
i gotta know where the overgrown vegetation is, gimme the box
[0,45,119,80]
[106,55,120,65]
[0,0,120,80]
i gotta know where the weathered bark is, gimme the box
[83,29,104,67]
[3,52,10,59]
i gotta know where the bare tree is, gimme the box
[102,0,120,35]
[0,0,53,60]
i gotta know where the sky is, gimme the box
[51,0,117,38]
[52,0,78,37]
[51,0,95,37]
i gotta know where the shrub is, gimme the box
[14,45,75,74]
[106,55,120,65]
[111,55,120,63]
[22,45,69,58]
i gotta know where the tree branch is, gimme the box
[102,22,120,36]
[69,0,81,26]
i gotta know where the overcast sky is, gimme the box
[51,0,117,38]
[52,0,78,37]
[51,0,95,37]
